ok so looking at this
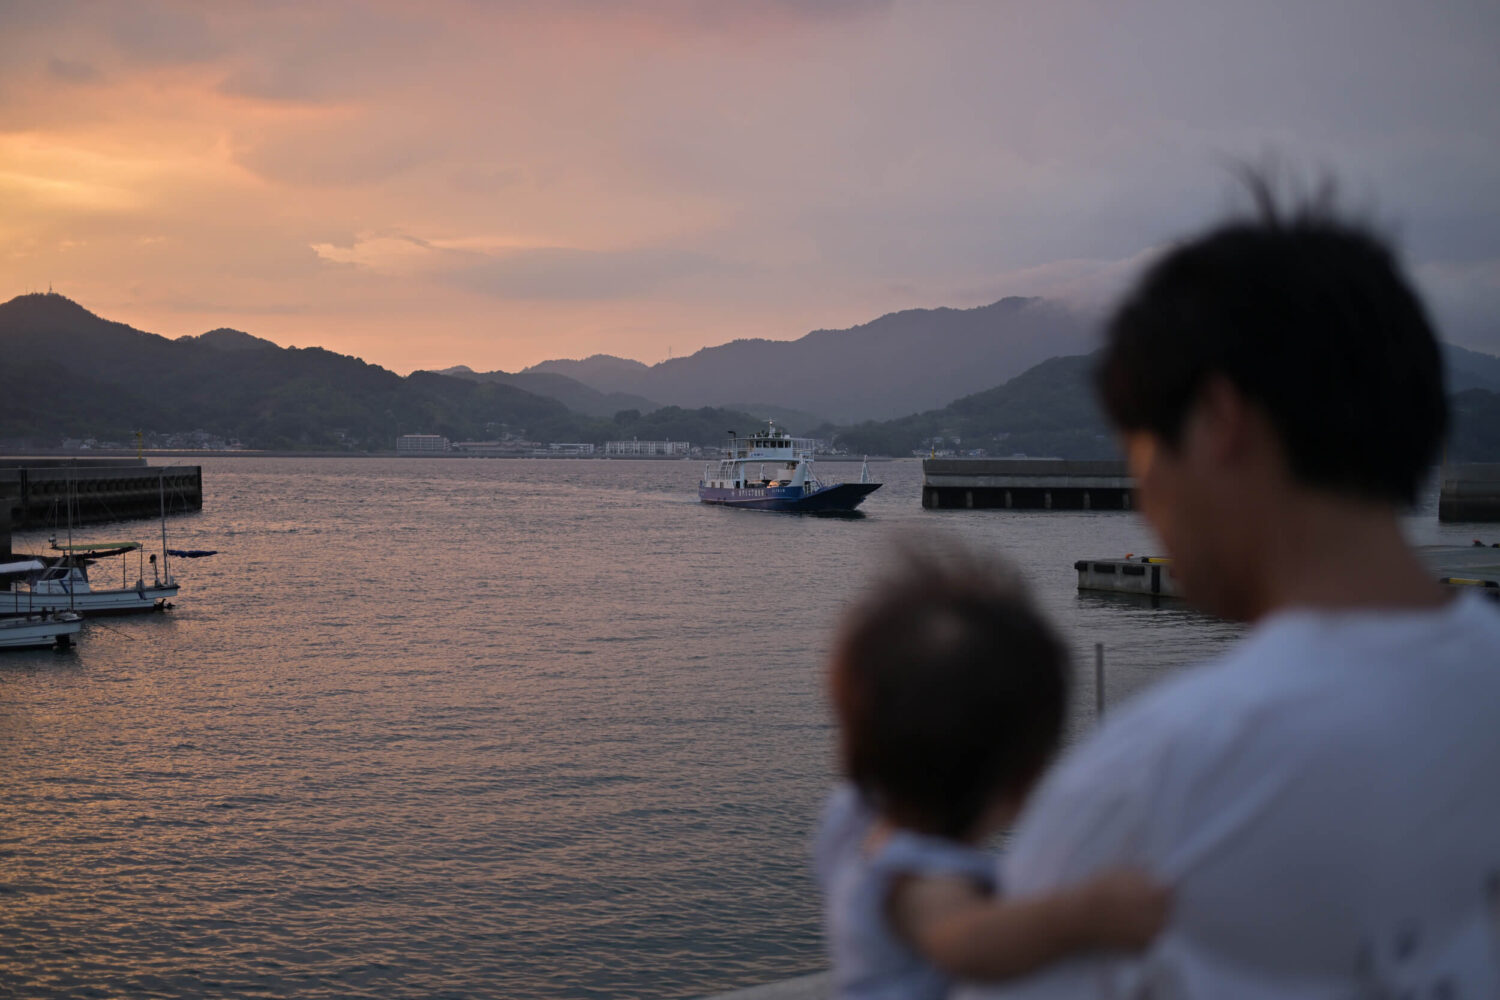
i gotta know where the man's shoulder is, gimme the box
[1015,594,1500,858]
[1007,617,1344,863]
[1072,592,1500,771]
[1064,631,1283,771]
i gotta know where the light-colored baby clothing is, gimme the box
[815,783,997,1000]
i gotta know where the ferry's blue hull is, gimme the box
[698,482,880,512]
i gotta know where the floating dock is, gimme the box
[1075,556,1178,597]
[1077,545,1500,603]
[1439,464,1500,522]
[0,459,203,530]
[922,459,1132,510]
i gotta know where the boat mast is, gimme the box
[66,464,75,612]
[159,470,170,585]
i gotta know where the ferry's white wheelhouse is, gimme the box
[700,423,819,491]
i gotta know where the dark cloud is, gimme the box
[446,165,526,196]
[218,60,328,104]
[46,56,99,84]
[235,127,432,188]
[102,4,225,66]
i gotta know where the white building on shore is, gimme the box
[396,434,449,454]
[546,442,596,456]
[604,439,690,457]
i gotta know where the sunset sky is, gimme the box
[2,0,1497,373]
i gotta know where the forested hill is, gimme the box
[0,294,791,451]
[834,351,1500,462]
[834,354,1113,458]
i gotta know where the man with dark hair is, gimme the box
[959,197,1500,999]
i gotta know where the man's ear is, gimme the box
[1187,375,1259,467]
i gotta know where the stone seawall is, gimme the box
[922,458,1132,511]
[1439,463,1500,522]
[0,459,203,529]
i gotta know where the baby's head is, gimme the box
[830,542,1068,842]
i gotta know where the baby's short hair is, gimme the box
[830,541,1068,839]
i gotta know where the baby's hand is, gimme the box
[1077,867,1172,951]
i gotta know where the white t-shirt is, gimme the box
[956,592,1500,1000]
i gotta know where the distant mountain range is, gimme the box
[523,297,1096,423]
[0,293,797,451]
[0,293,575,449]
[0,291,1496,460]
[431,365,664,419]
[1447,344,1500,393]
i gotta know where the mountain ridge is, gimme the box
[2,291,1497,460]
[520,297,1097,422]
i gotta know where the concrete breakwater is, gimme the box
[1439,463,1500,522]
[0,458,203,531]
[922,458,1132,511]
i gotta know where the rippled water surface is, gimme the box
[0,457,1479,998]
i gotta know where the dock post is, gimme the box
[1094,643,1105,719]
[965,490,973,509]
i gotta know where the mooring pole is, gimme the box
[1094,642,1105,720]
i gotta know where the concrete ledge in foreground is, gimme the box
[699,972,830,1000]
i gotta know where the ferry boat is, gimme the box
[698,424,881,513]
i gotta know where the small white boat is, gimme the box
[0,610,82,649]
[2,543,179,616]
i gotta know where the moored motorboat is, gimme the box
[2,542,179,616]
[698,423,881,513]
[0,610,82,649]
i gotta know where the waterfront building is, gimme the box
[604,439,691,457]
[396,434,449,454]
[451,440,538,456]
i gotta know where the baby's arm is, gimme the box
[887,867,1171,981]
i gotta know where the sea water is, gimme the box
[0,457,1477,998]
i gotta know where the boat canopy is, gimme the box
[50,542,141,556]
[0,559,45,574]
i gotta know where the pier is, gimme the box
[0,459,203,530]
[1439,463,1500,522]
[922,459,1132,511]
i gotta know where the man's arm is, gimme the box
[954,705,1175,999]
[888,868,1170,982]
